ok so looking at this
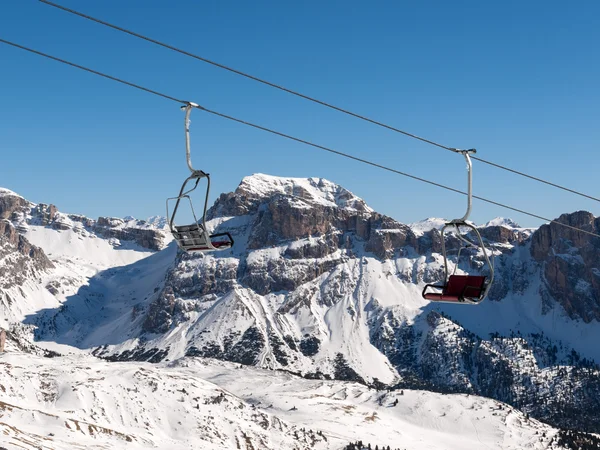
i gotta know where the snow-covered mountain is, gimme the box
[2,173,600,447]
[0,187,168,330]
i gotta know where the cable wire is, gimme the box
[1,37,598,239]
[38,0,600,204]
[0,39,184,104]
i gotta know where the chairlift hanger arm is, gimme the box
[183,101,204,174]
[448,148,476,224]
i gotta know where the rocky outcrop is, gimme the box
[0,193,29,220]
[531,211,600,322]
[0,221,53,291]
[93,217,165,251]
[142,287,177,333]
[33,203,58,225]
[0,220,52,269]
[531,211,599,261]
[479,225,528,245]
[209,174,417,259]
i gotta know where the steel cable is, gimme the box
[1,37,598,239]
[38,0,600,204]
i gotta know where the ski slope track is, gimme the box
[1,174,600,447]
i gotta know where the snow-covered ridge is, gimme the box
[144,215,169,229]
[0,186,170,252]
[0,187,23,198]
[409,217,448,236]
[409,217,526,237]
[484,217,521,228]
[0,186,168,233]
[239,173,373,212]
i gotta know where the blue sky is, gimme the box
[1,0,599,227]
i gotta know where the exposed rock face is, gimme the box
[93,217,165,251]
[209,174,372,219]
[0,221,53,292]
[479,225,528,245]
[531,211,600,322]
[34,203,58,225]
[209,175,412,257]
[210,174,418,260]
[142,287,177,334]
[0,221,53,270]
[0,192,29,220]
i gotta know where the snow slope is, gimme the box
[0,352,566,450]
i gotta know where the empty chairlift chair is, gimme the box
[166,103,233,253]
[421,149,494,304]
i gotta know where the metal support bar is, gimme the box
[183,102,200,173]
[449,149,476,223]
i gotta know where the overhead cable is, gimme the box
[38,0,600,204]
[1,37,598,239]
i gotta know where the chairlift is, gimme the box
[422,149,494,304]
[166,103,234,252]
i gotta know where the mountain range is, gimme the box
[1,175,600,449]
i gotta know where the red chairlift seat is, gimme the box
[422,275,487,303]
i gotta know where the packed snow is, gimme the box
[0,352,564,450]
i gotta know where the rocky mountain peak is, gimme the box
[207,174,412,256]
[208,173,372,219]
[484,217,521,228]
